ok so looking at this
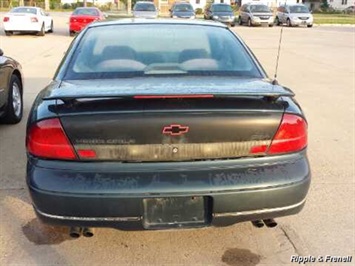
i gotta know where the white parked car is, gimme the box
[3,7,53,36]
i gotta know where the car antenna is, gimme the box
[272,4,286,86]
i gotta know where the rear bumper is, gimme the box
[27,152,311,230]
[69,22,89,32]
[3,22,41,32]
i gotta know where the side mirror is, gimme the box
[0,48,3,56]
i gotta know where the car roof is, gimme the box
[285,4,306,6]
[89,19,228,28]
[246,2,268,5]
[212,3,231,5]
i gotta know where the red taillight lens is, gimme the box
[26,118,77,160]
[70,17,76,22]
[30,17,38,22]
[3,17,9,22]
[268,114,307,154]
[250,114,307,155]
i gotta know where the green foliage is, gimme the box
[195,8,203,15]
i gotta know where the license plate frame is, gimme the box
[142,196,210,229]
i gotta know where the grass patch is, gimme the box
[313,14,355,24]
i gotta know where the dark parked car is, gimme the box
[26,19,310,237]
[204,3,235,27]
[170,2,195,19]
[0,48,23,124]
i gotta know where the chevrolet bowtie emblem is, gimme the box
[162,124,189,136]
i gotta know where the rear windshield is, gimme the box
[134,3,156,11]
[11,7,37,14]
[65,24,262,80]
[173,4,193,11]
[73,8,99,16]
[212,5,233,12]
[249,5,270,12]
[289,5,309,13]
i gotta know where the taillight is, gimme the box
[26,118,77,160]
[30,17,38,22]
[3,17,9,22]
[70,17,77,22]
[250,114,307,155]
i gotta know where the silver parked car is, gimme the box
[275,4,313,27]
[238,3,274,27]
[133,1,158,19]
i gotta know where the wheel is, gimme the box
[231,23,235,27]
[269,24,274,27]
[247,18,252,27]
[38,24,45,36]
[307,24,313,28]
[287,19,292,27]
[48,21,53,33]
[238,16,242,25]
[275,17,281,26]
[0,75,23,124]
[69,30,75,37]
[4,31,13,36]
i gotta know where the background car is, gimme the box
[275,4,313,27]
[238,3,274,27]
[69,7,106,36]
[2,7,53,36]
[342,6,355,14]
[169,2,195,19]
[133,1,158,18]
[204,3,235,27]
[0,48,23,124]
[26,19,310,235]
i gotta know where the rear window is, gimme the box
[65,24,262,80]
[73,8,99,16]
[11,7,37,14]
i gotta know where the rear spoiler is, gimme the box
[44,91,294,101]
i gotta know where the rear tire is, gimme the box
[4,31,12,36]
[307,24,313,28]
[269,24,274,27]
[48,21,53,33]
[231,23,235,27]
[69,30,75,37]
[0,75,23,124]
[38,24,45,36]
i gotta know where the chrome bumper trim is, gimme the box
[35,208,141,222]
[213,198,306,218]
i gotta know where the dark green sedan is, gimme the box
[26,19,310,238]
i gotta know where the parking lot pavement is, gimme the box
[0,14,354,265]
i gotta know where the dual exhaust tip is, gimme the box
[252,219,277,228]
[69,227,94,238]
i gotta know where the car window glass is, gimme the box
[249,5,270,12]
[289,5,310,13]
[173,4,193,11]
[212,5,232,12]
[11,7,37,15]
[134,3,156,11]
[66,25,261,79]
[73,8,99,16]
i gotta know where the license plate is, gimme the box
[143,197,209,229]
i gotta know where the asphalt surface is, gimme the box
[0,14,354,265]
